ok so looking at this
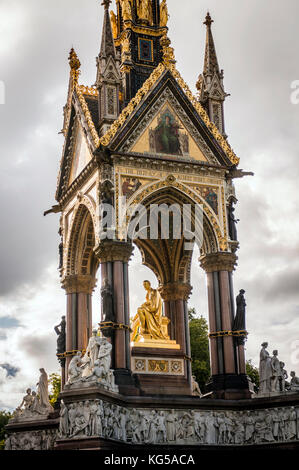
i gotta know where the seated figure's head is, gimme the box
[143,280,151,290]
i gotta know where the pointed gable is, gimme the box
[99,64,239,167]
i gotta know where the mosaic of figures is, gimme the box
[149,108,189,156]
[130,101,208,162]
[58,399,299,446]
[120,173,220,217]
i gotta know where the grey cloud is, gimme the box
[0,316,21,329]
[18,333,56,363]
[0,363,20,378]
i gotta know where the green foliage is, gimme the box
[49,373,61,406]
[0,410,12,450]
[246,359,260,389]
[189,308,211,392]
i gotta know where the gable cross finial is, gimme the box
[204,12,214,27]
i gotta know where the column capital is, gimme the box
[94,240,134,263]
[199,252,238,273]
[159,282,192,301]
[61,274,97,294]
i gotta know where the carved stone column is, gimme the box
[95,240,138,394]
[200,252,250,399]
[61,274,96,383]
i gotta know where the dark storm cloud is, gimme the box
[0,363,20,378]
[18,333,54,359]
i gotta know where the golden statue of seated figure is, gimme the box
[137,280,167,340]
[131,281,181,349]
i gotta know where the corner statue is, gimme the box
[137,281,167,340]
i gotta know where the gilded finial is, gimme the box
[204,12,214,27]
[101,0,111,10]
[68,48,81,82]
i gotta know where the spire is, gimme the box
[96,0,121,136]
[99,0,116,60]
[203,12,221,78]
[197,12,228,137]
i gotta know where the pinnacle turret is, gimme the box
[96,0,121,136]
[197,12,228,137]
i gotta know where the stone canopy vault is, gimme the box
[44,0,254,400]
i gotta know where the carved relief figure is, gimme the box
[137,280,167,340]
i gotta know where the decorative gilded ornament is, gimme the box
[160,0,169,27]
[110,10,118,39]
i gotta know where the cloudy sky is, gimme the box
[0,0,299,410]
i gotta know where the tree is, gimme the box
[189,308,211,392]
[0,410,11,450]
[48,373,61,407]
[246,359,260,391]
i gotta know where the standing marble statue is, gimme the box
[290,371,299,391]
[259,342,273,393]
[271,350,282,392]
[36,369,53,412]
[81,330,102,377]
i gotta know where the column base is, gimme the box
[114,369,141,396]
[207,374,252,400]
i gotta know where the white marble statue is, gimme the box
[290,371,299,391]
[270,350,282,392]
[81,330,102,377]
[66,352,83,385]
[36,368,53,412]
[259,342,273,393]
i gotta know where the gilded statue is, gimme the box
[121,0,132,22]
[160,0,169,27]
[137,0,153,24]
[110,11,118,39]
[137,280,167,340]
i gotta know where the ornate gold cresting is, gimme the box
[69,48,81,82]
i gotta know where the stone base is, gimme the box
[207,374,252,400]
[255,390,299,399]
[6,390,299,451]
[113,368,141,396]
